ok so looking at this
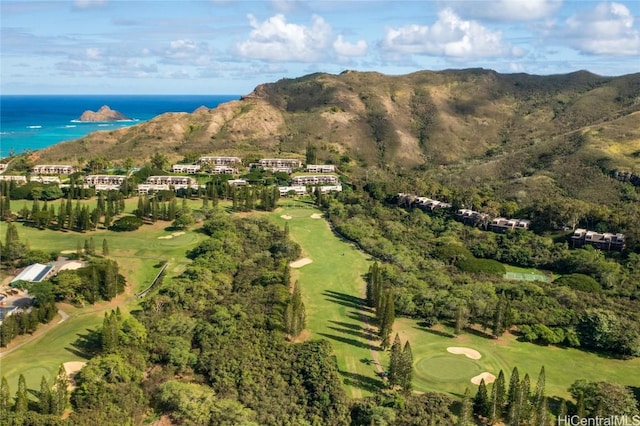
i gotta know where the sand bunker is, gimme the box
[60,250,76,254]
[310,213,323,219]
[290,258,313,268]
[58,261,84,271]
[447,346,482,360]
[471,372,497,385]
[63,361,87,390]
[172,231,185,237]
[281,215,293,220]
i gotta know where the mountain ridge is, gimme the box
[31,68,639,203]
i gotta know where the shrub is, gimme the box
[555,273,601,293]
[109,215,143,232]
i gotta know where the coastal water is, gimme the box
[0,94,239,159]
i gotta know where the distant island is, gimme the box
[77,105,131,122]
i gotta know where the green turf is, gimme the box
[391,318,640,398]
[268,205,378,398]
[1,213,208,393]
[503,264,552,282]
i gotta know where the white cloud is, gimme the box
[237,14,332,62]
[381,8,523,59]
[562,2,640,56]
[333,35,367,57]
[453,0,562,21]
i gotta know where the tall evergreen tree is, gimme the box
[474,379,490,417]
[506,366,520,412]
[378,290,395,350]
[558,399,568,420]
[399,340,413,392]
[89,236,95,255]
[52,364,69,415]
[536,397,549,426]
[102,238,109,256]
[576,392,585,419]
[459,388,473,426]
[14,374,28,413]
[519,373,532,423]
[39,375,51,415]
[0,376,10,416]
[533,366,546,409]
[490,369,506,424]
[387,334,402,387]
[285,282,305,338]
[492,292,506,337]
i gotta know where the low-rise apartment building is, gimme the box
[146,176,197,186]
[172,164,201,174]
[571,229,626,251]
[305,164,336,173]
[278,185,307,196]
[198,156,242,166]
[32,165,76,174]
[291,175,339,186]
[84,175,126,186]
[488,217,531,233]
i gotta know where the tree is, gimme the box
[388,334,402,387]
[459,388,473,426]
[378,289,395,349]
[399,340,413,392]
[0,376,10,416]
[52,364,69,415]
[285,282,305,338]
[172,213,195,230]
[489,370,506,424]
[150,152,168,170]
[569,380,639,418]
[474,379,490,417]
[39,375,51,414]
[102,238,109,256]
[14,374,28,413]
[533,366,546,409]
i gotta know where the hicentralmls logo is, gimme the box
[558,416,640,426]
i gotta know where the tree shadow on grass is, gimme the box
[340,370,383,394]
[66,328,101,358]
[318,333,380,351]
[323,290,372,312]
[414,325,455,339]
[329,320,363,330]
[322,296,362,310]
[327,325,372,341]
[346,311,375,324]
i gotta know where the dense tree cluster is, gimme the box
[324,185,640,358]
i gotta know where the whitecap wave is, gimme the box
[27,125,42,129]
[65,125,77,128]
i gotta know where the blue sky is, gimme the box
[2,0,639,94]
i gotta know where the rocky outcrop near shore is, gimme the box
[78,105,130,122]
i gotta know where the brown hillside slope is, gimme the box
[33,69,640,179]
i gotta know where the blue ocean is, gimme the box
[0,95,239,159]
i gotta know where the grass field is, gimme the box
[268,204,379,398]
[503,264,552,282]
[388,319,640,398]
[0,215,208,393]
[269,204,640,401]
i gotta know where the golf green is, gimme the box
[415,354,482,383]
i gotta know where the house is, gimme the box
[455,209,490,226]
[146,176,197,186]
[227,179,248,187]
[0,175,27,184]
[488,217,531,233]
[198,156,242,166]
[291,175,339,185]
[32,165,76,174]
[210,165,238,174]
[10,263,54,284]
[30,176,61,184]
[94,184,122,192]
[571,229,626,251]
[278,185,307,196]
[258,159,302,170]
[172,164,201,174]
[318,185,343,193]
[84,175,126,186]
[306,164,336,173]
[137,184,170,194]
[396,193,451,211]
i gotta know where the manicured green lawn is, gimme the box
[1,215,208,393]
[268,205,378,398]
[268,203,640,401]
[390,318,640,399]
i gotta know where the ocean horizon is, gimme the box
[0,94,239,160]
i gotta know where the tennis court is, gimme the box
[504,271,551,282]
